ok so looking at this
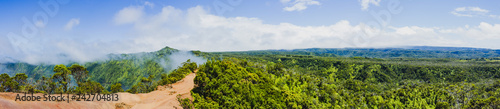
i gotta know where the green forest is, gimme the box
[187,51,500,108]
[1,46,500,108]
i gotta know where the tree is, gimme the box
[183,59,198,71]
[14,73,28,86]
[68,64,89,83]
[36,76,53,94]
[110,83,124,93]
[3,79,19,92]
[126,82,146,94]
[74,80,105,94]
[52,64,71,93]
[0,73,18,92]
[0,73,10,87]
[141,75,154,91]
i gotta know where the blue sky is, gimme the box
[1,0,500,64]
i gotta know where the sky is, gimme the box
[1,0,500,64]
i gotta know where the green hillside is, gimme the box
[0,46,181,90]
[1,46,500,108]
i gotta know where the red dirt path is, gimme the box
[0,73,197,109]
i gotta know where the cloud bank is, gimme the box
[115,5,500,51]
[1,5,500,65]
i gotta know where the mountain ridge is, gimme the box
[213,46,500,59]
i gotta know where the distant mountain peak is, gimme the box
[158,46,177,52]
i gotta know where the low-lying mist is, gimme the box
[0,49,207,76]
[166,51,206,71]
[106,50,206,72]
[0,64,13,75]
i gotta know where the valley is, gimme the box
[0,46,499,108]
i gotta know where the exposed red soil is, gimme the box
[0,73,197,109]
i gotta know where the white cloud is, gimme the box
[64,18,80,30]
[281,0,321,12]
[489,15,500,19]
[440,22,500,40]
[451,7,489,17]
[114,6,144,24]
[359,0,381,10]
[3,5,500,65]
[456,7,489,13]
[144,1,154,8]
[393,26,416,35]
[118,6,500,52]
[451,7,500,19]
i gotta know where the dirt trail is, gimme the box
[0,72,197,109]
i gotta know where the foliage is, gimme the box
[127,59,198,94]
[193,59,287,108]
[52,64,71,92]
[190,56,500,108]
[110,83,124,93]
[69,64,89,83]
[213,46,500,59]
[0,64,109,94]
[0,73,18,92]
[2,46,500,108]
[177,94,194,109]
[158,59,197,85]
[73,80,107,94]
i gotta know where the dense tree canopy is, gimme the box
[187,53,500,108]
